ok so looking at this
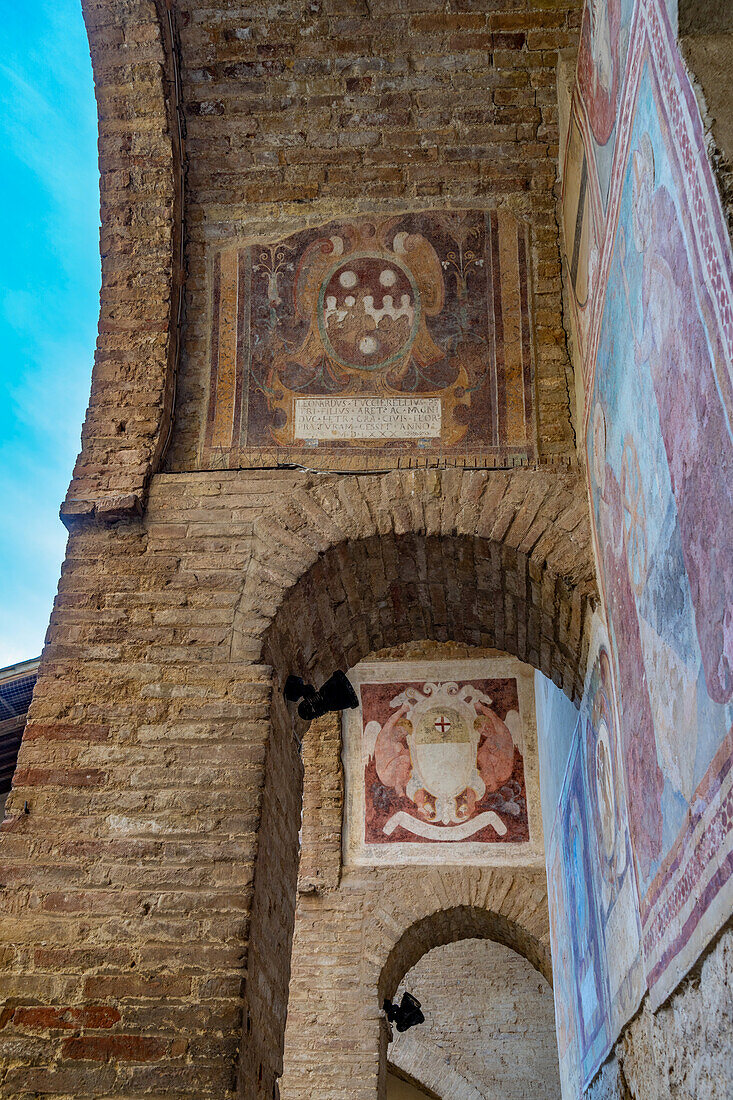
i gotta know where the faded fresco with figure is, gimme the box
[202,210,536,470]
[343,659,544,867]
[546,831,581,1099]
[545,0,733,1091]
[539,620,644,1095]
[575,0,635,211]
[584,0,733,1014]
[561,104,603,372]
[562,0,635,380]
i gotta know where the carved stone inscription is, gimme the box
[293,397,441,441]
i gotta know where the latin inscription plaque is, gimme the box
[293,397,441,441]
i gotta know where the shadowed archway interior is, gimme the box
[263,531,596,706]
[259,523,585,1099]
[379,904,552,1002]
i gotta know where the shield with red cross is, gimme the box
[407,706,477,811]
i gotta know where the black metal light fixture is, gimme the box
[383,992,425,1033]
[284,670,358,722]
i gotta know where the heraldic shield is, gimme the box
[363,679,528,843]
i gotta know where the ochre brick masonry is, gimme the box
[168,0,583,470]
[297,711,342,895]
[1,468,593,1099]
[1,0,604,1097]
[4,0,730,1097]
[281,875,552,1100]
[59,0,585,507]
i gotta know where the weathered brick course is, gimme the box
[1,467,593,1098]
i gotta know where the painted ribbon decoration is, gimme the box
[382,809,507,841]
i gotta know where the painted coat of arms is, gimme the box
[361,677,529,844]
[203,210,536,469]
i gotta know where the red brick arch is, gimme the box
[62,0,183,524]
[234,466,597,701]
[241,466,593,1098]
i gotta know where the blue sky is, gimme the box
[0,1,99,667]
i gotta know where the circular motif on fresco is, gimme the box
[318,254,421,371]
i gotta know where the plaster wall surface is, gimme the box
[386,1072,435,1100]
[389,938,560,1100]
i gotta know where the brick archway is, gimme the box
[62,0,183,523]
[242,466,594,1099]
[378,906,555,1100]
[236,466,597,702]
[379,904,551,1004]
[280,870,553,1100]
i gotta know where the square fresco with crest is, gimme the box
[203,210,536,469]
[360,677,528,846]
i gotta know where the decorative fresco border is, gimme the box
[545,615,646,1094]
[641,725,733,1009]
[560,89,606,380]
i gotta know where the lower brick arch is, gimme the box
[240,468,594,1100]
[379,904,552,1004]
[380,912,558,1100]
[279,869,553,1100]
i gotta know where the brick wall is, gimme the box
[167,0,583,471]
[6,0,731,1096]
[4,3,597,1093]
[257,467,596,703]
[0,509,271,1097]
[237,690,303,1100]
[66,0,585,513]
[0,469,590,1098]
[298,711,342,895]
